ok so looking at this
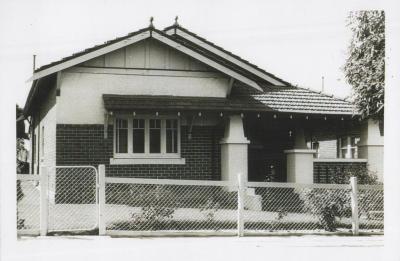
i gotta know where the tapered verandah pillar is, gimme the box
[220,115,262,210]
[220,115,250,185]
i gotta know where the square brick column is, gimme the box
[284,149,316,183]
[284,127,316,184]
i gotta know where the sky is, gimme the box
[0,0,389,108]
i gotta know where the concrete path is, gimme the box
[7,235,383,261]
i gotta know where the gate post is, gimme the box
[98,164,106,235]
[350,177,359,236]
[237,172,245,237]
[40,166,48,236]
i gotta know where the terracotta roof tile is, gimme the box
[231,84,357,115]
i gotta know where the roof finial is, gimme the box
[149,16,154,28]
[174,16,179,26]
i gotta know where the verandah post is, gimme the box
[237,172,245,237]
[98,164,106,235]
[350,177,359,236]
[40,165,48,236]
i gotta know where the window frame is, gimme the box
[113,115,181,159]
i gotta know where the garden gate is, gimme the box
[47,166,99,233]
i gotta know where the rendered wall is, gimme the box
[358,119,384,181]
[32,84,57,174]
[56,69,229,124]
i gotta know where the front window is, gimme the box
[114,116,181,157]
[338,136,360,159]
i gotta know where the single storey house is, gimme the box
[23,20,383,187]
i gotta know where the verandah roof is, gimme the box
[103,89,357,115]
[103,94,272,112]
[230,84,357,115]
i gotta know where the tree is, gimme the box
[16,105,29,174]
[344,10,385,121]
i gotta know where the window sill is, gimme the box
[313,158,367,163]
[110,157,186,165]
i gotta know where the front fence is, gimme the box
[244,182,352,234]
[104,178,237,236]
[17,174,40,236]
[17,165,384,237]
[358,185,384,232]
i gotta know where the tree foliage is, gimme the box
[344,10,385,121]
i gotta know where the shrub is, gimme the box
[300,188,351,232]
[301,165,379,231]
[130,185,175,230]
[200,197,220,223]
[329,164,379,185]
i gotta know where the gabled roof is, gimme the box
[29,26,287,91]
[25,22,357,117]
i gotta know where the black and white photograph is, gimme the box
[1,0,399,260]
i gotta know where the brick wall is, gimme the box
[313,161,367,183]
[56,124,223,180]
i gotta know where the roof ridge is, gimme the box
[290,85,351,103]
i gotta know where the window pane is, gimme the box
[133,119,145,153]
[341,148,347,158]
[116,119,128,153]
[352,137,360,146]
[341,137,348,148]
[166,119,178,153]
[150,119,161,153]
[351,148,357,159]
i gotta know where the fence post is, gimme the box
[237,172,245,237]
[98,164,106,235]
[40,165,48,236]
[350,177,359,236]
